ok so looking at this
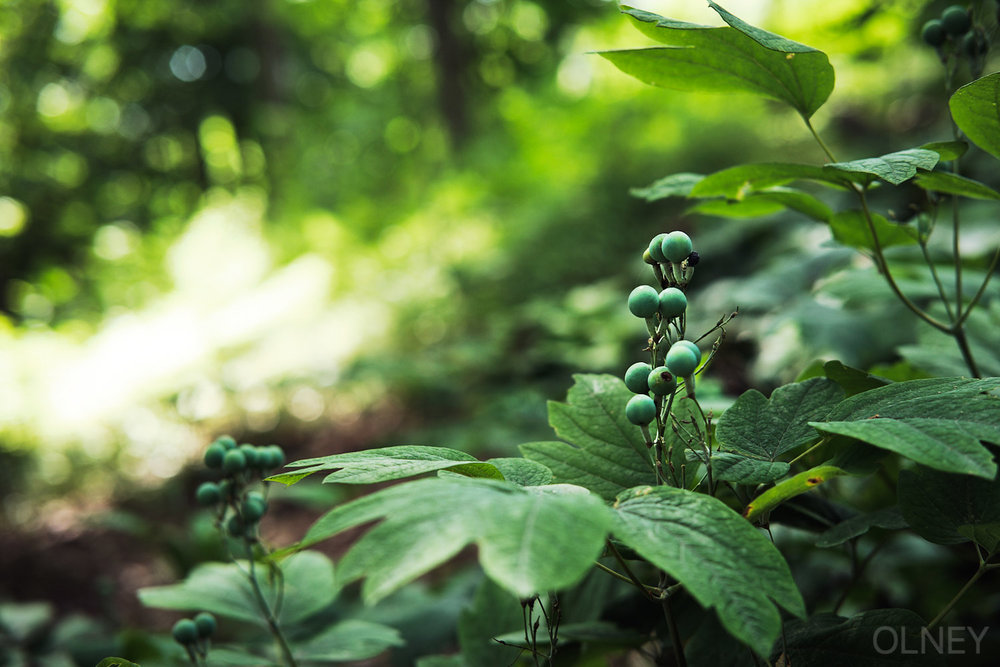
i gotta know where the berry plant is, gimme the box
[116,3,1000,666]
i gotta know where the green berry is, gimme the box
[665,343,699,377]
[172,618,199,645]
[921,19,947,47]
[215,435,237,450]
[941,6,971,36]
[195,481,222,506]
[204,442,226,469]
[219,479,235,499]
[962,31,989,56]
[226,514,246,537]
[675,340,701,361]
[628,285,660,318]
[658,287,687,318]
[222,449,248,475]
[648,233,668,262]
[647,366,676,396]
[624,362,653,394]
[238,444,259,468]
[642,249,656,264]
[625,394,657,425]
[194,612,217,638]
[660,231,693,263]
[263,445,285,469]
[241,493,268,522]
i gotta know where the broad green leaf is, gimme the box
[138,551,337,626]
[458,578,523,667]
[204,649,278,666]
[716,377,844,461]
[810,377,1000,478]
[690,163,842,198]
[297,477,613,602]
[823,149,939,186]
[710,452,790,484]
[294,619,404,662]
[949,72,1000,159]
[744,465,847,521]
[601,6,833,117]
[815,507,907,547]
[612,485,805,657]
[898,466,1000,550]
[689,188,832,222]
[828,209,917,251]
[268,446,493,486]
[777,609,944,666]
[520,374,655,501]
[487,457,552,486]
[821,360,891,397]
[913,171,1000,200]
[920,140,968,161]
[95,660,140,667]
[630,172,704,201]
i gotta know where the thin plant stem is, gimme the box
[918,241,955,321]
[926,564,987,629]
[659,573,688,667]
[243,542,299,667]
[956,242,1000,326]
[606,540,657,602]
[804,116,837,162]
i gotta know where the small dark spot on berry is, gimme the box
[686,251,700,266]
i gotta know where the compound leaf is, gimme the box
[898,466,1000,550]
[612,486,804,657]
[950,72,1000,159]
[268,446,498,486]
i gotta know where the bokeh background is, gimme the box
[2,0,998,663]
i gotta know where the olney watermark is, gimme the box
[873,626,989,655]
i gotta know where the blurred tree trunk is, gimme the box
[426,0,469,149]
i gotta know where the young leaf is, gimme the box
[823,149,939,186]
[920,140,968,161]
[898,466,1000,550]
[689,188,832,222]
[744,465,848,521]
[809,377,1000,479]
[630,172,704,201]
[913,171,1000,201]
[690,163,843,198]
[612,485,805,657]
[600,6,834,118]
[296,477,614,602]
[520,374,656,500]
[828,209,917,251]
[716,377,844,461]
[268,445,499,486]
[949,72,1000,160]
[814,506,908,548]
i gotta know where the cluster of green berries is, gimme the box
[922,5,989,61]
[195,436,284,538]
[172,612,216,647]
[624,231,702,427]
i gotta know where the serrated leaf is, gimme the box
[810,377,1000,478]
[296,477,613,602]
[295,619,404,662]
[828,209,917,251]
[913,171,1000,200]
[600,5,833,118]
[815,507,907,547]
[710,452,790,484]
[690,163,843,198]
[138,551,337,626]
[630,172,704,201]
[268,446,493,486]
[716,377,844,461]
[520,374,655,501]
[920,140,968,161]
[949,72,1000,160]
[744,465,847,521]
[823,149,939,186]
[898,467,1000,550]
[612,485,804,657]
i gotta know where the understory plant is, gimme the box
[129,3,1000,666]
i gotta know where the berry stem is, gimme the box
[242,541,299,667]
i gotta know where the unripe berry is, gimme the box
[625,394,657,425]
[660,231,693,263]
[241,492,268,522]
[674,339,701,361]
[647,366,676,396]
[172,618,199,645]
[648,233,668,262]
[214,435,237,450]
[642,249,656,265]
[238,444,259,468]
[624,362,653,394]
[226,514,246,537]
[194,612,217,638]
[665,343,699,377]
[941,6,971,36]
[195,481,222,507]
[628,285,660,318]
[921,19,946,47]
[222,449,248,475]
[658,287,687,318]
[204,442,226,469]
[263,445,285,470]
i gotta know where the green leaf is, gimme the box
[520,374,655,501]
[821,360,891,397]
[297,477,614,602]
[777,609,945,666]
[824,149,939,186]
[716,377,844,461]
[600,5,833,118]
[487,457,553,486]
[630,172,704,201]
[95,660,140,667]
[949,72,1000,160]
[920,140,968,161]
[612,485,805,657]
[295,619,404,662]
[458,578,523,667]
[138,551,337,626]
[689,188,832,222]
[898,466,1000,550]
[828,209,917,251]
[690,163,842,198]
[201,649,275,666]
[744,465,848,521]
[815,507,908,547]
[810,377,1000,478]
[268,446,492,486]
[913,171,1000,200]
[710,452,790,484]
